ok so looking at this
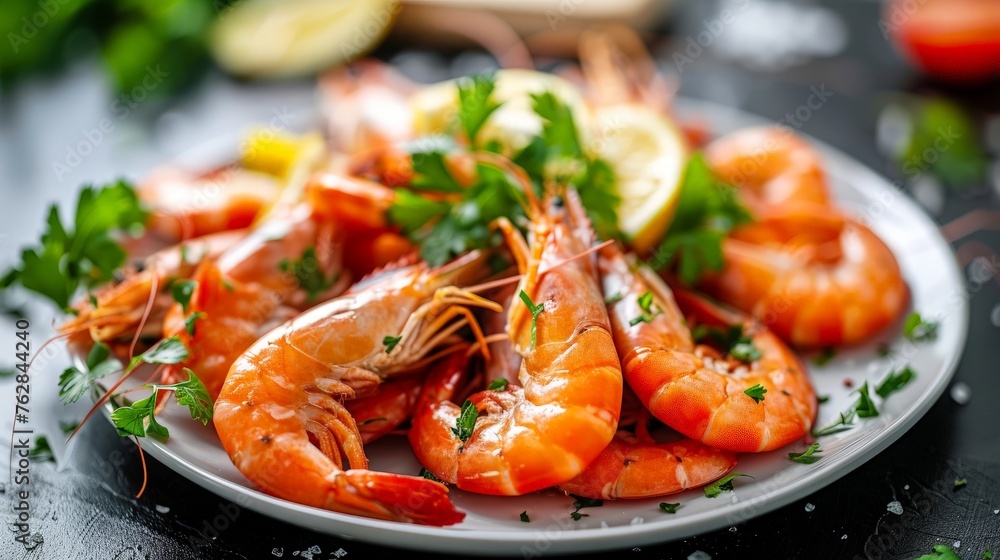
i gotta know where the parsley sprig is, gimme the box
[903,312,939,342]
[111,368,212,439]
[651,154,752,285]
[704,473,753,498]
[0,181,147,310]
[452,400,478,447]
[569,494,603,521]
[788,443,823,464]
[518,290,545,349]
[279,246,339,302]
[812,381,879,437]
[692,323,762,363]
[629,291,662,326]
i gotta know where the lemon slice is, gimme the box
[591,104,688,254]
[410,69,592,155]
[211,0,398,78]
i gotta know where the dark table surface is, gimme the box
[2,1,999,559]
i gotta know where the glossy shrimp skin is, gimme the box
[59,231,245,358]
[601,244,816,453]
[409,191,623,495]
[701,127,910,347]
[214,252,500,525]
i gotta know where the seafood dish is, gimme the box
[8,33,927,529]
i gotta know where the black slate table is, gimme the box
[2,0,999,558]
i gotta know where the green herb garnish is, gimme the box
[519,511,530,522]
[788,443,823,464]
[744,384,767,404]
[569,494,603,521]
[279,246,338,302]
[452,400,478,445]
[171,280,197,314]
[903,312,939,342]
[812,347,835,366]
[383,335,402,354]
[519,290,545,349]
[875,366,915,399]
[487,378,508,391]
[659,502,680,514]
[704,473,752,498]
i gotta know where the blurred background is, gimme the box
[1,0,999,558]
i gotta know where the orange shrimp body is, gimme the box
[59,231,245,357]
[558,434,737,500]
[214,252,500,525]
[704,126,831,216]
[161,203,349,399]
[701,211,910,347]
[347,376,424,444]
[409,192,623,495]
[602,244,816,452]
[139,166,280,242]
[700,127,910,347]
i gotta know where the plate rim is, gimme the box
[99,96,969,555]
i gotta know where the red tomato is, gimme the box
[884,0,1000,83]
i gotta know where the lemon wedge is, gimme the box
[591,104,688,254]
[211,0,398,78]
[410,69,592,155]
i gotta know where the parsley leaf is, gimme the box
[410,150,466,193]
[419,468,442,482]
[520,511,530,522]
[954,478,968,489]
[704,473,752,498]
[2,181,148,309]
[185,311,205,337]
[457,74,501,146]
[651,154,752,284]
[569,494,603,521]
[171,280,197,314]
[383,335,402,354]
[111,391,169,438]
[519,290,545,349]
[126,336,189,373]
[28,436,54,463]
[730,342,762,362]
[452,400,478,444]
[165,369,213,425]
[630,290,663,326]
[659,502,680,514]
[875,366,915,399]
[487,378,508,391]
[903,312,939,342]
[692,323,761,363]
[58,342,120,405]
[899,99,988,189]
[279,246,338,302]
[788,443,823,464]
[604,291,624,305]
[912,544,961,560]
[854,382,879,418]
[744,384,767,404]
[812,347,836,366]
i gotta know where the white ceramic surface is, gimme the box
[100,98,968,556]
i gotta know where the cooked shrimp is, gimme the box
[213,250,501,525]
[139,166,280,242]
[699,208,910,347]
[558,400,737,500]
[59,231,245,358]
[408,190,623,495]
[704,126,831,217]
[346,375,425,444]
[601,243,816,452]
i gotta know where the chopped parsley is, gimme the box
[518,290,545,349]
[184,311,205,336]
[0,180,148,310]
[452,400,478,445]
[604,291,624,305]
[912,544,961,560]
[487,378,508,391]
[812,347,836,366]
[704,473,752,498]
[28,436,54,463]
[279,246,338,302]
[171,280,197,314]
[519,511,530,523]
[953,478,968,489]
[658,502,680,514]
[812,381,881,437]
[817,395,831,404]
[744,384,767,404]
[875,366,915,399]
[629,291,662,326]
[903,312,939,342]
[383,335,402,354]
[692,323,762,363]
[420,468,442,482]
[854,382,879,419]
[788,443,823,464]
[569,494,603,521]
[651,153,752,285]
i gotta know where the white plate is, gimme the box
[100,98,968,555]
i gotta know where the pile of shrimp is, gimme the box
[56,31,909,527]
